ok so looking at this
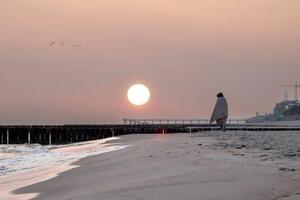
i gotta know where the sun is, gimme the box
[127,84,150,106]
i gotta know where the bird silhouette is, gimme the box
[49,41,55,46]
[73,43,82,47]
[49,41,83,47]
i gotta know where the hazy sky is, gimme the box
[1,0,300,124]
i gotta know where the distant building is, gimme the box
[273,100,299,116]
[246,100,300,123]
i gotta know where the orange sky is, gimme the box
[1,0,300,124]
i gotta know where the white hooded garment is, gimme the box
[210,96,228,124]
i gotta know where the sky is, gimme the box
[1,0,300,124]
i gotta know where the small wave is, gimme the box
[0,138,129,177]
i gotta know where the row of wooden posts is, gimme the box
[0,125,180,145]
[0,129,109,145]
[1,124,300,145]
[0,127,140,145]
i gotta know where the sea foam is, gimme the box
[0,137,129,177]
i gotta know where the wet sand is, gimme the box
[11,133,300,200]
[0,137,129,200]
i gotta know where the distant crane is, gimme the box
[281,81,300,102]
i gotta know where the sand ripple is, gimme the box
[193,131,300,162]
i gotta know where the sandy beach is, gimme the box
[0,137,129,200]
[1,132,299,200]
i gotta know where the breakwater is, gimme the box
[1,124,300,145]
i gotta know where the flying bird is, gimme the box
[48,41,83,47]
[73,43,82,47]
[49,41,55,46]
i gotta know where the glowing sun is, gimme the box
[127,84,150,106]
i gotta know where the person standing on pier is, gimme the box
[210,92,228,132]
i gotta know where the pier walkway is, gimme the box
[123,118,246,125]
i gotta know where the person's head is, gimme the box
[216,92,224,98]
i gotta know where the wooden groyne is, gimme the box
[0,125,131,145]
[1,124,300,145]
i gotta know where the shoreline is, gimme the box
[0,137,130,200]
[0,162,79,200]
[9,133,300,200]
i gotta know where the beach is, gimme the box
[0,137,130,200]
[1,132,300,200]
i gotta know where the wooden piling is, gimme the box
[49,132,52,145]
[6,129,9,144]
[28,130,31,144]
[111,128,114,137]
